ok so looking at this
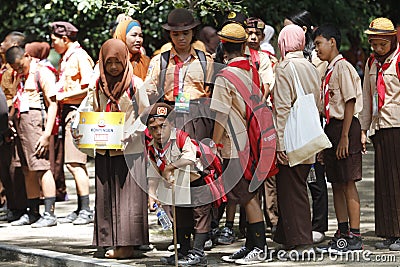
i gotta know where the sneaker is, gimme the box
[135,244,154,251]
[210,228,220,244]
[389,239,400,251]
[160,253,184,265]
[177,250,207,266]
[216,227,235,245]
[167,243,180,252]
[11,213,40,226]
[328,232,363,255]
[221,246,251,263]
[315,230,342,253]
[31,212,57,228]
[7,209,25,223]
[73,210,94,225]
[235,247,266,265]
[312,231,325,244]
[204,239,213,251]
[58,211,78,223]
[375,237,397,249]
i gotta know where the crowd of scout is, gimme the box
[0,6,399,265]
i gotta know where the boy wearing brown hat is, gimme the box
[211,22,268,265]
[144,102,211,266]
[359,18,400,251]
[50,21,95,225]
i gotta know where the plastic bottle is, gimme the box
[307,164,317,183]
[154,203,172,230]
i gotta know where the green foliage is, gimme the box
[0,0,398,61]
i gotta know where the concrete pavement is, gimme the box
[0,144,400,266]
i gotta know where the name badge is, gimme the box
[372,91,378,116]
[175,92,190,113]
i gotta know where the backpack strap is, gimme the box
[158,50,170,102]
[194,49,207,84]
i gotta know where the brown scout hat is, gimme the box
[51,21,78,38]
[141,103,176,125]
[217,23,247,43]
[246,17,266,31]
[364,17,397,36]
[162,8,200,31]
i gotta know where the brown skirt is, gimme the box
[371,127,400,238]
[274,164,313,247]
[93,152,149,247]
[222,158,258,206]
[324,117,362,184]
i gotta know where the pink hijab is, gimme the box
[278,24,305,59]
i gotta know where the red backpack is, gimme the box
[217,65,278,192]
[146,129,227,207]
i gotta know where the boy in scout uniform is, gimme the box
[50,21,95,225]
[313,24,364,254]
[211,23,268,265]
[144,103,211,266]
[6,46,58,227]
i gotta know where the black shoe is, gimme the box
[177,250,207,266]
[221,246,251,263]
[216,226,235,245]
[375,237,397,249]
[160,253,185,265]
[328,232,363,255]
[315,230,343,253]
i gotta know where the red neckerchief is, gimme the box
[228,59,263,95]
[374,47,400,111]
[148,140,172,171]
[12,73,27,117]
[322,57,345,124]
[173,55,184,97]
[228,59,251,71]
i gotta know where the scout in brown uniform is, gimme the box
[359,18,400,251]
[82,39,150,259]
[273,24,320,256]
[0,31,27,222]
[6,46,58,227]
[50,22,95,225]
[211,23,268,265]
[313,24,363,254]
[144,8,214,141]
[144,103,211,266]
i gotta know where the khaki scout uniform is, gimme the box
[14,59,56,171]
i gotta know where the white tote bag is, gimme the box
[284,62,332,167]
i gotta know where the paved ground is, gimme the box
[0,144,400,266]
